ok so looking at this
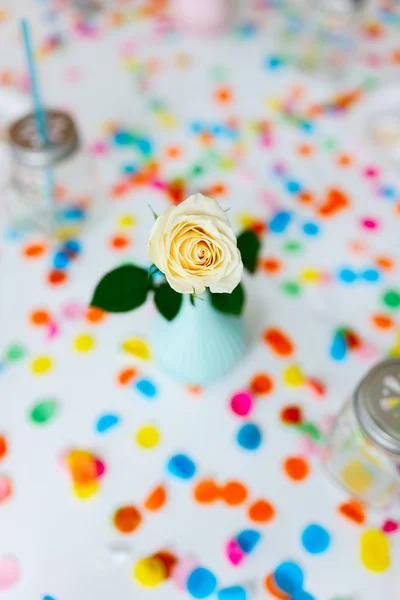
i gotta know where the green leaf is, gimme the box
[154,283,183,321]
[210,283,245,316]
[91,265,150,313]
[237,229,261,274]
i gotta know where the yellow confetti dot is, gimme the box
[74,334,95,353]
[122,337,151,360]
[283,364,305,387]
[156,112,177,128]
[300,268,320,283]
[135,425,160,449]
[266,96,282,111]
[133,556,167,587]
[341,459,373,494]
[118,214,136,228]
[360,529,391,573]
[73,480,100,500]
[55,225,81,241]
[31,355,53,374]
[237,213,255,230]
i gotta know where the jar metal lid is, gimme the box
[354,358,400,456]
[8,110,79,168]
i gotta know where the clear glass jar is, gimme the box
[280,0,372,79]
[323,359,400,509]
[6,110,100,240]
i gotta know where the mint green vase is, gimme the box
[150,295,247,386]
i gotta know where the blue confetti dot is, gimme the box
[286,180,302,194]
[114,131,135,145]
[122,164,137,174]
[217,586,248,600]
[237,529,261,553]
[136,138,152,155]
[330,330,347,361]
[274,561,304,594]
[43,596,56,600]
[265,55,283,69]
[212,124,223,135]
[236,423,262,450]
[167,454,196,480]
[379,185,396,199]
[237,22,257,38]
[0,362,5,374]
[338,267,357,283]
[301,523,331,554]
[291,592,315,600]
[53,251,70,270]
[190,122,202,134]
[63,239,81,255]
[95,413,120,434]
[187,567,217,599]
[61,206,85,221]
[301,121,314,133]
[135,379,157,398]
[269,211,291,234]
[361,268,380,282]
[302,222,320,236]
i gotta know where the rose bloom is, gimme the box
[148,193,243,295]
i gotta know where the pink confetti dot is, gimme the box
[382,519,398,534]
[87,141,109,156]
[0,476,12,504]
[171,557,199,590]
[61,300,84,319]
[230,391,253,417]
[95,458,106,478]
[0,556,20,591]
[363,166,379,179]
[225,538,245,566]
[361,217,379,230]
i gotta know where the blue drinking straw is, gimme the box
[20,19,49,145]
[20,19,55,230]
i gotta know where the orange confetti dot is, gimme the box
[319,187,350,217]
[198,131,213,146]
[117,367,137,386]
[208,183,227,197]
[47,270,67,285]
[0,435,7,461]
[375,255,394,271]
[248,499,275,523]
[221,481,248,506]
[113,505,142,533]
[338,499,366,525]
[165,145,182,159]
[23,242,47,259]
[30,309,51,326]
[263,328,294,357]
[193,479,220,504]
[264,573,289,599]
[144,484,167,511]
[214,85,233,105]
[297,143,313,157]
[85,306,106,324]
[391,49,400,64]
[371,314,394,330]
[186,385,202,394]
[261,257,281,275]
[250,373,273,395]
[110,234,131,250]
[337,153,353,167]
[283,456,309,481]
[298,190,314,204]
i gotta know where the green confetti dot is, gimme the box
[191,164,204,176]
[284,240,302,253]
[383,289,400,309]
[321,137,338,152]
[211,65,226,81]
[282,281,301,296]
[30,399,58,424]
[5,343,26,362]
[296,421,323,442]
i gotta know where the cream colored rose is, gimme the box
[148,193,243,295]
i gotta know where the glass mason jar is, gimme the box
[323,359,400,509]
[6,110,99,240]
[280,0,372,79]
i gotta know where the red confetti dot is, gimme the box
[47,270,67,285]
[250,373,274,395]
[280,405,303,425]
[263,328,294,357]
[338,500,365,525]
[0,435,7,461]
[110,234,131,250]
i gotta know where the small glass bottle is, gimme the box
[282,0,371,79]
[323,359,400,509]
[6,110,99,240]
